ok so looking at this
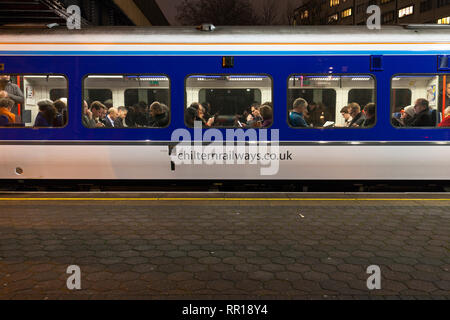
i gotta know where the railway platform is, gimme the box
[0,192,448,299]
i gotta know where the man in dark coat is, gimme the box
[407,98,434,127]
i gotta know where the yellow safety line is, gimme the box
[0,197,449,201]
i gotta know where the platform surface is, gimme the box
[0,192,449,299]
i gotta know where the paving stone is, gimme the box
[0,196,448,300]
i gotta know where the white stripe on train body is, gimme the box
[0,144,449,180]
[1,26,450,54]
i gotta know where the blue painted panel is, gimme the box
[0,54,449,141]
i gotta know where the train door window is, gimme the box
[0,74,68,128]
[288,75,376,128]
[185,75,273,128]
[83,75,170,128]
[391,75,450,128]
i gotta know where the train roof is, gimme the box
[1,25,450,44]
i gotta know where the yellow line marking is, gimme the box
[0,198,449,201]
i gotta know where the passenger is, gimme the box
[185,106,197,127]
[0,75,24,106]
[34,99,57,127]
[82,100,93,128]
[260,105,273,128]
[0,97,16,125]
[115,106,128,128]
[197,104,214,127]
[263,101,273,108]
[134,101,149,127]
[444,83,450,109]
[89,101,106,128]
[289,98,309,127]
[148,101,169,127]
[201,101,212,120]
[53,99,67,127]
[104,99,113,109]
[407,98,434,127]
[339,106,352,127]
[100,106,108,125]
[306,102,326,127]
[247,104,262,127]
[348,103,365,127]
[104,107,119,128]
[438,106,450,127]
[361,103,376,127]
[392,105,413,127]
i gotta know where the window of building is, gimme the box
[382,11,395,24]
[287,75,376,128]
[341,8,352,18]
[420,0,433,12]
[437,16,450,24]
[437,0,450,8]
[0,74,68,128]
[398,5,414,18]
[391,75,450,128]
[330,0,340,7]
[82,75,170,128]
[328,13,339,23]
[185,75,273,128]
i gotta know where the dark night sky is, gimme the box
[155,0,301,25]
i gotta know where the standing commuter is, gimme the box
[0,75,24,109]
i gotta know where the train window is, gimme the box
[185,75,273,128]
[391,75,450,128]
[287,75,376,128]
[0,74,68,128]
[82,75,170,128]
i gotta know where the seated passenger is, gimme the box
[339,106,352,127]
[260,105,273,128]
[34,99,57,127]
[105,107,119,128]
[185,105,198,127]
[134,101,149,127]
[289,98,309,127]
[348,103,365,127]
[53,99,67,127]
[87,101,106,128]
[407,98,434,127]
[361,103,376,127]
[306,102,327,127]
[0,97,16,124]
[82,100,92,128]
[115,106,128,128]
[248,104,262,126]
[438,107,450,127]
[148,102,169,127]
[197,104,214,127]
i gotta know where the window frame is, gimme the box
[82,73,171,129]
[286,73,377,129]
[0,73,69,129]
[390,73,449,129]
[184,73,274,129]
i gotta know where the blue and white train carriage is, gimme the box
[0,25,449,181]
